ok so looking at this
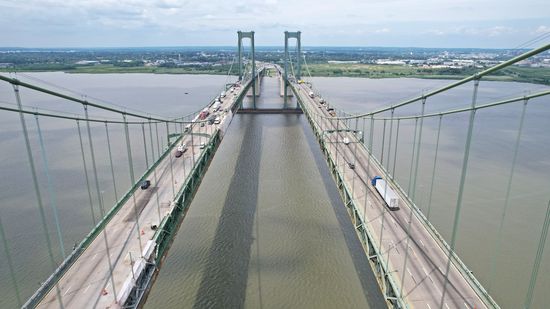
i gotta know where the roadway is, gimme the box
[37,82,247,308]
[294,81,488,309]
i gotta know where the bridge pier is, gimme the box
[278,69,292,97]
[246,70,262,97]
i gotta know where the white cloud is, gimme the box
[0,0,548,47]
[535,25,550,34]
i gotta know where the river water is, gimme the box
[0,72,548,308]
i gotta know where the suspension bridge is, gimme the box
[0,31,549,309]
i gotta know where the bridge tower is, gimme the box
[237,31,256,108]
[283,31,301,108]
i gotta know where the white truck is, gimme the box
[371,176,399,210]
[212,101,221,112]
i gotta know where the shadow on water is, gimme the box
[300,115,386,308]
[192,114,263,308]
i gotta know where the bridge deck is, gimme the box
[36,82,247,308]
[294,82,489,308]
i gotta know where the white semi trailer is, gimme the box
[371,176,400,210]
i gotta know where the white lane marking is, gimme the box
[407,268,416,283]
[63,286,72,296]
[83,283,91,293]
[419,239,425,247]
[411,246,418,258]
[91,253,98,260]
[421,265,429,276]
[445,303,450,309]
[464,303,469,309]
[426,304,432,309]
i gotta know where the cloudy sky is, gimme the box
[1,0,549,48]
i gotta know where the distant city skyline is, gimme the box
[1,0,549,48]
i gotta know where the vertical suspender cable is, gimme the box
[142,123,149,169]
[490,99,528,290]
[148,120,162,223]
[439,78,480,308]
[361,117,366,145]
[84,105,118,302]
[411,97,427,202]
[166,122,175,198]
[407,117,419,195]
[104,122,118,202]
[155,122,161,158]
[335,117,339,167]
[380,119,387,166]
[351,118,359,196]
[362,116,375,222]
[386,108,395,176]
[122,114,144,255]
[13,84,65,308]
[399,105,426,299]
[191,119,196,166]
[392,119,400,179]
[83,104,105,218]
[77,120,97,225]
[426,115,443,220]
[148,120,156,162]
[35,115,65,258]
[378,108,395,249]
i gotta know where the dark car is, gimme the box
[208,115,216,125]
[140,180,151,190]
[348,162,355,169]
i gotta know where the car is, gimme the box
[175,144,187,157]
[200,142,206,149]
[343,137,350,145]
[140,180,151,190]
[348,162,355,169]
[200,122,205,127]
[208,115,216,125]
[214,117,221,124]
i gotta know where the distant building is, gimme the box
[75,60,99,65]
[327,60,360,64]
[375,59,406,65]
